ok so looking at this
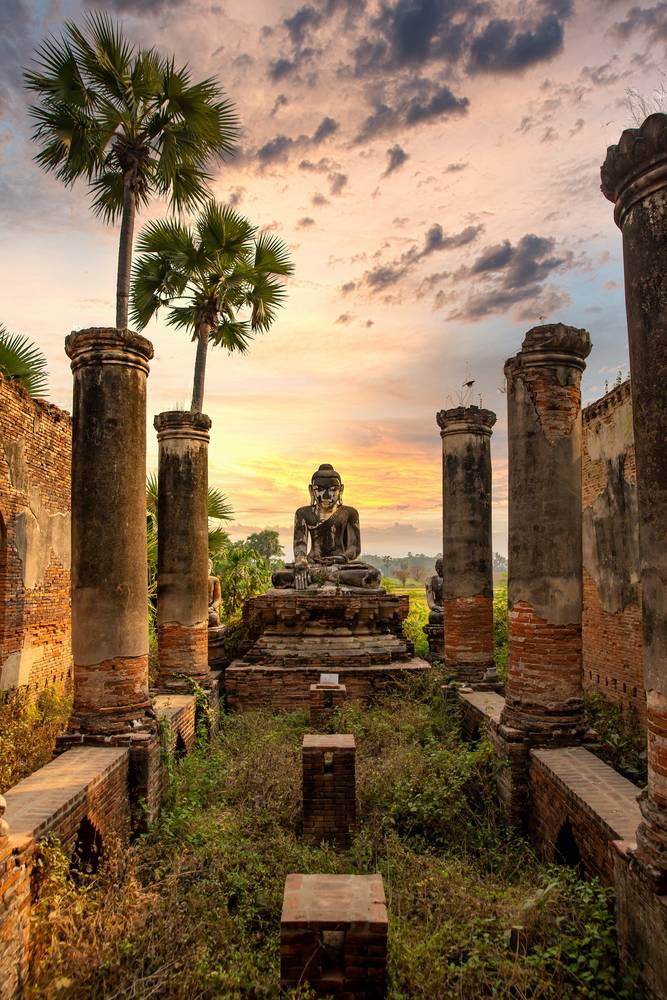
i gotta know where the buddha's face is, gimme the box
[310,477,343,512]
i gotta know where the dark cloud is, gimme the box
[383,144,409,176]
[270,94,289,116]
[541,125,558,142]
[297,216,316,228]
[468,14,566,75]
[106,0,184,10]
[284,5,322,45]
[445,161,468,172]
[256,118,339,165]
[329,171,348,195]
[340,280,357,294]
[335,312,353,324]
[312,192,330,206]
[312,116,339,142]
[0,0,33,113]
[450,233,575,321]
[405,85,469,124]
[228,186,246,207]
[268,57,297,82]
[362,222,483,293]
[613,3,667,44]
[364,319,374,327]
[569,117,584,136]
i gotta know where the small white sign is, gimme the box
[319,672,339,686]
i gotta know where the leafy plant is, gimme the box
[214,543,271,619]
[131,200,293,411]
[0,686,71,793]
[25,12,240,327]
[585,693,648,784]
[0,326,49,397]
[493,574,508,683]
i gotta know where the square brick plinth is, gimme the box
[281,873,388,999]
[310,683,347,728]
[303,735,356,847]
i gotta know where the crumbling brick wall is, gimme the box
[0,374,72,694]
[581,381,644,724]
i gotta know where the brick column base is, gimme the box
[444,595,494,682]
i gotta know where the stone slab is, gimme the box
[282,873,387,928]
[153,694,196,722]
[303,734,356,750]
[458,689,505,723]
[3,746,129,849]
[531,746,641,842]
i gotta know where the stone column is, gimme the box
[436,406,496,683]
[602,113,667,889]
[154,411,212,689]
[66,328,154,734]
[500,323,591,740]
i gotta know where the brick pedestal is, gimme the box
[436,406,496,683]
[303,735,355,847]
[310,682,347,728]
[281,873,388,999]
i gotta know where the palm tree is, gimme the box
[130,201,294,412]
[0,326,49,397]
[25,12,239,329]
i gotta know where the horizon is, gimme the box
[2,0,661,558]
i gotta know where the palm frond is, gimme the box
[146,473,159,515]
[253,233,295,277]
[207,487,233,521]
[0,327,49,398]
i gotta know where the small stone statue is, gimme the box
[0,795,9,843]
[425,558,444,624]
[272,463,382,591]
[208,559,222,627]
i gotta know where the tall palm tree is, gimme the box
[130,201,294,412]
[0,326,49,398]
[25,12,239,329]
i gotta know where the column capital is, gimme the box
[436,404,496,438]
[601,113,667,227]
[154,409,212,443]
[66,327,154,374]
[505,322,591,376]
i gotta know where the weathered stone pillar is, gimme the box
[501,324,591,740]
[436,406,496,683]
[602,114,667,890]
[154,411,212,689]
[66,328,154,734]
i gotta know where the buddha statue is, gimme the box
[271,463,382,591]
[208,558,222,627]
[425,558,444,624]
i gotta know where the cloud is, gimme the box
[445,161,468,172]
[335,313,353,324]
[383,143,409,176]
[449,233,576,321]
[270,94,289,116]
[329,171,348,195]
[468,13,567,75]
[297,216,316,228]
[228,186,246,207]
[255,117,340,165]
[340,281,357,294]
[361,222,484,294]
[106,0,185,10]
[355,83,469,140]
[284,4,322,46]
[405,85,470,124]
[312,191,330,206]
[612,3,667,45]
[268,57,297,82]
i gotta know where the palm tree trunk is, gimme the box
[191,321,210,413]
[116,178,136,329]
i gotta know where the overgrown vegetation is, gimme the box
[585,693,648,785]
[0,686,71,793]
[494,574,509,682]
[26,678,639,998]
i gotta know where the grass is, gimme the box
[25,675,640,999]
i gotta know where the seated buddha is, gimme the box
[425,557,444,625]
[271,463,382,591]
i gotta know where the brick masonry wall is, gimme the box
[0,838,30,1000]
[309,683,347,729]
[581,381,645,724]
[225,662,430,713]
[0,374,72,694]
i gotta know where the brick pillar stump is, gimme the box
[303,734,355,847]
[65,328,154,735]
[281,873,388,999]
[436,405,496,683]
[501,324,591,742]
[154,410,212,690]
[602,114,667,894]
[309,682,347,728]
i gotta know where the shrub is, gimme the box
[0,686,71,793]
[493,575,509,682]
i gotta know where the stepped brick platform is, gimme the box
[226,592,430,711]
[281,873,388,999]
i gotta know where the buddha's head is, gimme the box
[435,557,443,577]
[309,463,344,512]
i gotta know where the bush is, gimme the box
[0,686,71,793]
[24,680,639,999]
[585,694,647,785]
[493,575,508,682]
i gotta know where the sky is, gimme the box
[1,0,665,559]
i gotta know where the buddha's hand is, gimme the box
[294,557,309,591]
